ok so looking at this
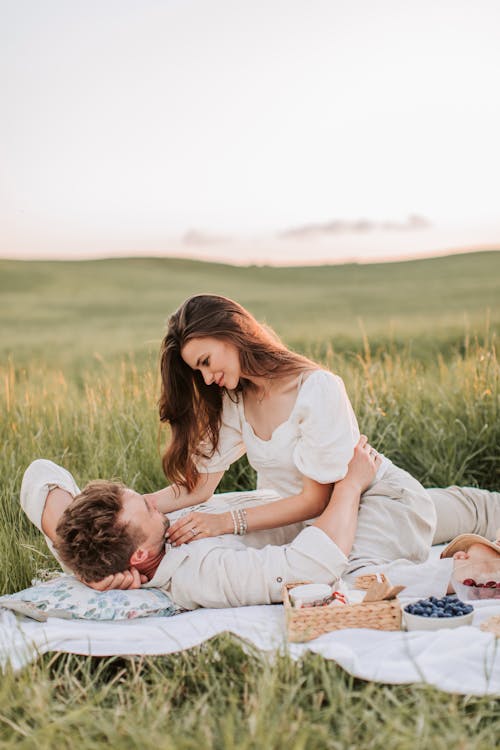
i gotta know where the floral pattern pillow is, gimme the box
[0,575,179,622]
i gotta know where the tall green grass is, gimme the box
[1,336,498,596]
[1,643,500,750]
[1,253,499,746]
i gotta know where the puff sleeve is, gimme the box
[195,392,246,473]
[292,371,360,483]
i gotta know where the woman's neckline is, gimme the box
[241,369,318,443]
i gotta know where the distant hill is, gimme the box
[1,250,499,370]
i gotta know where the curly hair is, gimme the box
[54,481,146,583]
[159,294,319,491]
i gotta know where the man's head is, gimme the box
[54,481,170,582]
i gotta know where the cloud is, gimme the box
[182,230,233,246]
[278,214,432,239]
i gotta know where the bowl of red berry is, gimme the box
[452,559,500,601]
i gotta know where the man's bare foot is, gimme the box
[453,542,500,562]
[449,542,500,594]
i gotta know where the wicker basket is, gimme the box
[283,580,402,643]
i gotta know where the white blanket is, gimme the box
[9,470,500,692]
[1,587,499,695]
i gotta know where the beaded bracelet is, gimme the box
[230,508,248,535]
[231,510,238,535]
[237,508,247,535]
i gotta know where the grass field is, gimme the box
[1,251,499,747]
[1,250,499,370]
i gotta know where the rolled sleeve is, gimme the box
[20,459,80,569]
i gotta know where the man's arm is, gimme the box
[166,524,347,609]
[41,487,74,540]
[21,459,81,546]
[159,438,381,610]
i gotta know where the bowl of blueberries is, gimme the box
[403,595,474,631]
[451,559,500,601]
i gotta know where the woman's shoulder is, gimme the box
[300,368,343,390]
[296,369,346,409]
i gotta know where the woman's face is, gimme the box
[181,336,241,390]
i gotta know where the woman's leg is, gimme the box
[428,486,500,544]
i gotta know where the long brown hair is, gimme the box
[159,294,319,491]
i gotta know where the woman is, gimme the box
[155,294,500,589]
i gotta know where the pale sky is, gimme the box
[1,0,500,264]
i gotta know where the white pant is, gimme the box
[429,485,500,544]
[344,474,500,596]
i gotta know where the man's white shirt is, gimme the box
[20,460,347,610]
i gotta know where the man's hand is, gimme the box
[166,511,231,546]
[83,567,147,591]
[341,435,382,495]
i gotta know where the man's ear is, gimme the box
[130,547,150,566]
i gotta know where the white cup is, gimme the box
[288,583,332,607]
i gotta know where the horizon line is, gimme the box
[1,243,499,269]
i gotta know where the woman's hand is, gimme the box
[83,567,148,591]
[341,435,382,495]
[166,511,231,546]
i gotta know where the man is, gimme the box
[20,439,500,608]
[21,438,381,609]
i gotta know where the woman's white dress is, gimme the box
[196,370,452,594]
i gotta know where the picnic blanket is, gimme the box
[7,472,499,693]
[1,561,499,695]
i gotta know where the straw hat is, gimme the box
[480,615,500,637]
[440,532,500,559]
